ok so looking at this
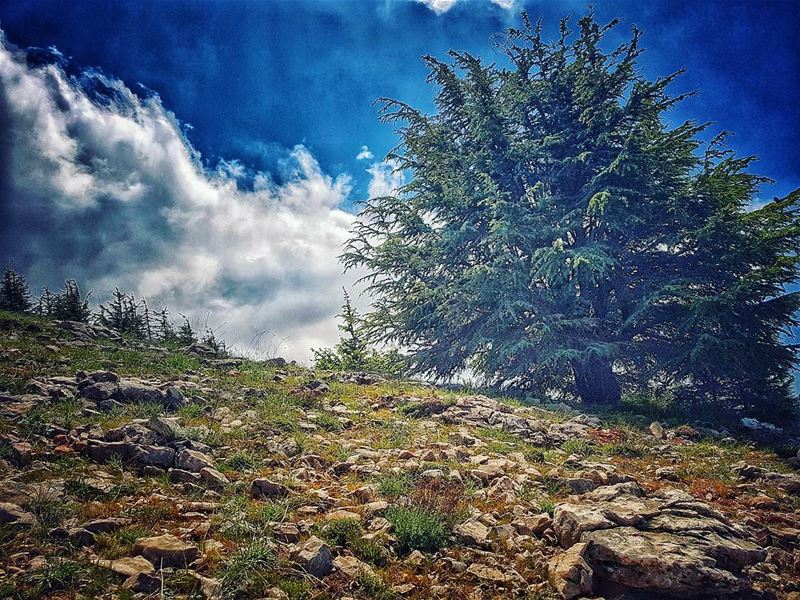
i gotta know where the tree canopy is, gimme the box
[343,12,800,414]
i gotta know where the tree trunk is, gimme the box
[572,356,621,405]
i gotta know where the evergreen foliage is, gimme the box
[157,308,177,342]
[343,12,800,414]
[2,264,222,350]
[177,315,198,346]
[313,289,407,375]
[0,265,32,312]
[48,280,92,323]
[98,289,150,338]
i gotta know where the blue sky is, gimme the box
[0,0,797,360]
[1,0,798,202]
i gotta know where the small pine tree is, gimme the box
[177,315,197,345]
[336,289,369,370]
[201,326,227,355]
[313,289,406,375]
[0,265,32,313]
[35,287,55,317]
[97,288,157,338]
[141,299,153,341]
[156,307,177,342]
[51,280,92,322]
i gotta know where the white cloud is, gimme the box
[356,145,374,161]
[417,0,459,14]
[416,0,515,14]
[0,37,365,362]
[367,160,405,198]
[489,0,516,9]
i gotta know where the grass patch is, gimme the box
[277,578,311,600]
[219,538,276,597]
[561,438,594,458]
[219,450,258,473]
[385,506,447,552]
[375,472,415,500]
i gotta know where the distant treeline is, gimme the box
[0,264,224,352]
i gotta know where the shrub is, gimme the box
[318,518,387,565]
[319,517,363,546]
[376,472,414,499]
[385,506,447,552]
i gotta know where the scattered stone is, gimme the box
[134,444,176,467]
[334,555,376,579]
[176,449,215,473]
[326,509,362,522]
[0,502,35,527]
[96,556,155,577]
[512,513,552,537]
[133,534,200,567]
[199,467,229,489]
[548,542,593,599]
[291,536,333,577]
[10,441,33,467]
[251,478,289,498]
[147,415,182,439]
[68,527,96,546]
[81,517,132,533]
[467,563,508,583]
[741,417,782,433]
[551,483,766,596]
[649,421,665,439]
[655,467,680,481]
[123,571,161,593]
[454,520,490,548]
[164,386,187,409]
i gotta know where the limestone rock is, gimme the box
[200,467,229,489]
[96,555,155,577]
[334,555,375,579]
[551,483,766,596]
[123,571,161,593]
[0,502,35,527]
[649,421,665,439]
[176,449,215,472]
[467,563,508,583]
[291,535,333,577]
[548,542,593,599]
[454,520,490,547]
[251,478,289,498]
[133,534,200,567]
[134,444,176,467]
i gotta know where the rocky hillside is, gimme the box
[0,311,799,599]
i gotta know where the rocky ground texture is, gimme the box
[0,311,799,599]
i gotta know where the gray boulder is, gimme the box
[551,482,765,596]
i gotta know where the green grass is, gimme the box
[28,489,72,529]
[385,506,448,553]
[561,438,594,457]
[277,578,311,600]
[25,558,87,595]
[219,450,258,473]
[375,472,415,499]
[219,538,276,597]
[317,517,387,565]
[356,572,400,600]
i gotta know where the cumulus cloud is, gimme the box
[356,145,374,161]
[417,0,459,14]
[0,35,364,361]
[367,160,405,199]
[489,0,516,9]
[416,0,515,14]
